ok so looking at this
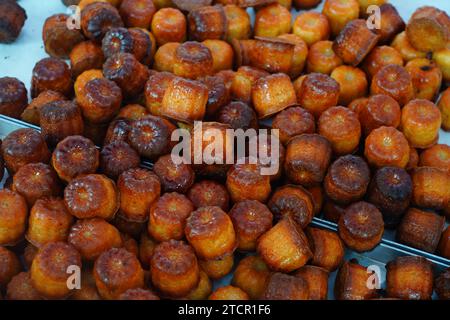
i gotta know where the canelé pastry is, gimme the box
[30,242,82,299]
[370,64,414,106]
[209,286,249,300]
[277,33,308,78]
[338,201,384,252]
[272,106,315,145]
[173,41,214,79]
[119,288,160,300]
[94,247,144,300]
[21,90,66,126]
[397,208,445,253]
[0,246,21,287]
[262,272,309,300]
[284,134,332,187]
[0,77,28,119]
[334,260,379,300]
[231,255,271,299]
[419,144,450,173]
[148,192,194,242]
[226,162,271,203]
[185,270,212,300]
[254,3,291,38]
[12,163,62,207]
[202,39,234,73]
[391,31,427,63]
[117,168,161,223]
[257,217,312,272]
[410,167,450,211]
[439,87,450,131]
[119,0,156,29]
[294,265,329,300]
[0,0,27,43]
[229,199,273,251]
[199,75,230,119]
[307,40,343,75]
[100,141,140,180]
[31,57,73,98]
[268,185,314,229]
[26,197,73,248]
[405,58,442,101]
[374,3,405,44]
[187,180,230,211]
[330,65,367,105]
[188,5,227,41]
[151,240,200,298]
[323,0,359,37]
[361,45,404,79]
[306,227,345,272]
[153,154,195,194]
[435,268,450,300]
[359,94,401,136]
[230,66,269,104]
[151,7,186,46]
[433,46,450,84]
[81,2,124,42]
[367,166,412,227]
[2,128,51,174]
[68,218,123,261]
[70,41,105,78]
[386,256,433,300]
[293,11,330,46]
[6,272,42,300]
[223,4,251,42]
[144,71,177,115]
[185,206,236,260]
[199,253,234,280]
[51,135,99,182]
[117,104,149,121]
[64,174,119,220]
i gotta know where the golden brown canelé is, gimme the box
[330,65,367,106]
[419,144,450,173]
[257,217,312,272]
[231,66,269,104]
[226,162,271,203]
[31,57,73,98]
[223,4,251,42]
[202,40,234,73]
[128,116,174,160]
[138,230,156,269]
[397,208,445,253]
[268,185,314,229]
[199,253,234,280]
[435,268,450,300]
[324,155,370,205]
[410,167,450,211]
[231,255,271,300]
[338,201,384,252]
[94,247,145,300]
[1,128,51,174]
[103,52,150,98]
[406,6,450,53]
[185,206,236,260]
[70,41,105,78]
[64,174,120,220]
[151,7,187,46]
[151,240,200,298]
[30,242,82,299]
[284,134,332,187]
[439,87,450,131]
[367,166,412,227]
[148,192,194,242]
[42,14,85,59]
[23,243,38,270]
[187,180,230,211]
[370,64,414,106]
[297,73,340,119]
[364,126,410,169]
[6,272,42,300]
[229,200,273,251]
[262,272,309,300]
[12,163,61,207]
[294,265,329,300]
[188,5,227,41]
[119,288,160,300]
[0,0,27,43]
[173,41,214,80]
[332,19,379,66]
[51,135,99,182]
[119,0,156,29]
[0,246,21,288]
[199,75,230,119]
[144,71,176,115]
[277,33,308,79]
[407,146,420,171]
[433,46,450,85]
[185,270,212,300]
[272,106,315,145]
[308,185,324,216]
[306,227,345,272]
[318,106,361,155]
[438,227,450,259]
[161,77,208,122]
[334,260,379,300]
[26,197,73,248]
[153,154,195,194]
[386,256,434,300]
[324,199,347,223]
[401,99,442,149]
[405,58,442,101]
[0,77,28,119]
[307,40,343,75]
[21,90,66,126]
[293,0,321,9]
[374,3,405,44]
[359,94,401,136]
[80,2,124,42]
[100,141,140,180]
[120,233,139,256]
[361,46,404,79]
[209,285,249,300]
[391,31,427,63]
[68,218,123,261]
[40,100,85,148]
[117,104,149,120]
[323,0,359,37]
[117,168,161,223]
[254,3,291,38]
[292,11,330,46]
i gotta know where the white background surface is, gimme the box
[0,0,449,144]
